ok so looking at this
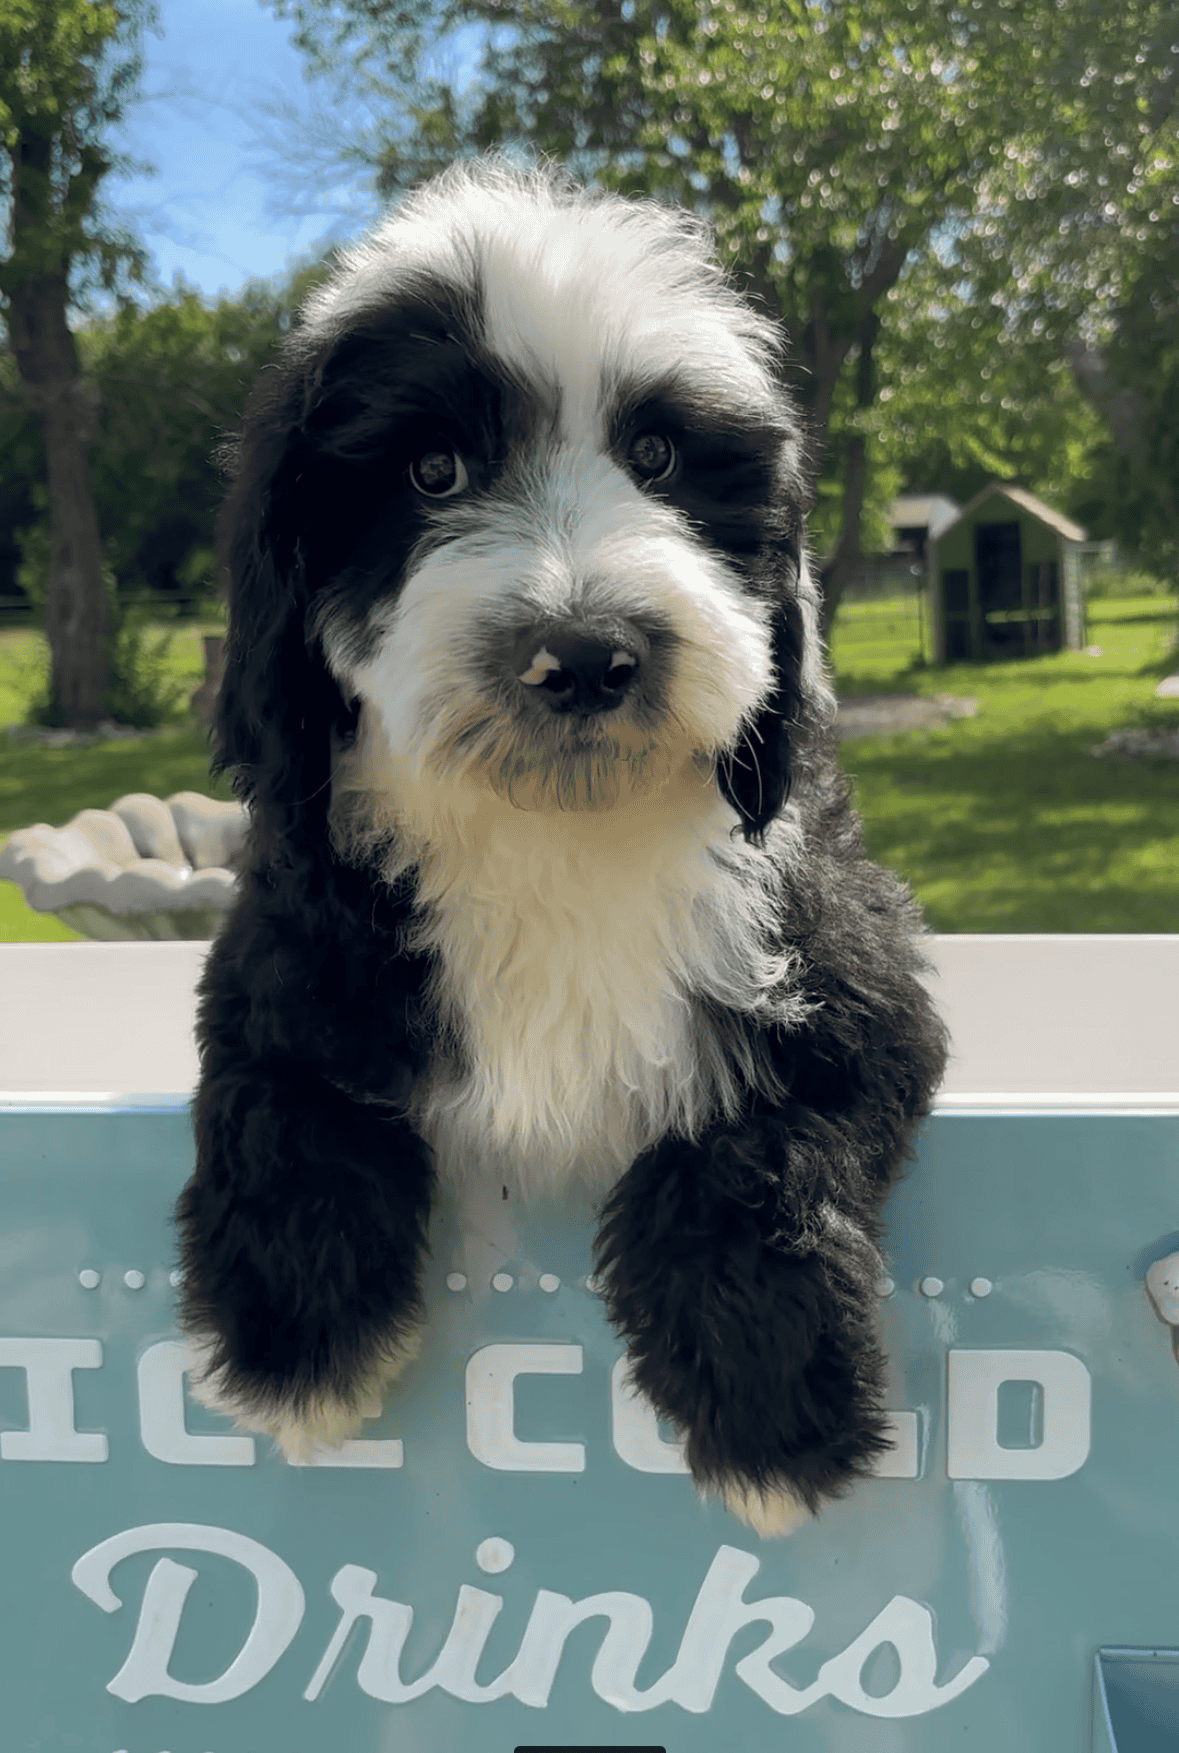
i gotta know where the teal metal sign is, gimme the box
[1,1105,1177,1750]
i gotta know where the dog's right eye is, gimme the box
[627,431,677,484]
[408,447,469,498]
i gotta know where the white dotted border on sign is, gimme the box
[79,1263,1002,1299]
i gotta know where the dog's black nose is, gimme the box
[515,631,640,714]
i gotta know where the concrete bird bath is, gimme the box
[0,792,247,940]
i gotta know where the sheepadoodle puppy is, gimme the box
[177,156,947,1536]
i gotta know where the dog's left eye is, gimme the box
[627,432,677,484]
[409,447,469,498]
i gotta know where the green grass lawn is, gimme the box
[0,599,1176,939]
[831,593,1179,931]
[0,621,231,942]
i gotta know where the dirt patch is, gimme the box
[1091,726,1179,760]
[836,694,980,740]
[4,720,175,747]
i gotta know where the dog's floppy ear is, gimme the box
[213,372,352,851]
[718,567,831,843]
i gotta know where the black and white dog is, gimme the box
[178,157,946,1536]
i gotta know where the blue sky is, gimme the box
[107,0,380,300]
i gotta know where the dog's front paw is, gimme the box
[184,1327,422,1461]
[263,1394,368,1463]
[712,1475,814,1538]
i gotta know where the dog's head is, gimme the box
[216,157,831,856]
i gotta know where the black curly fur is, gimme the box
[597,777,946,1510]
[176,158,947,1515]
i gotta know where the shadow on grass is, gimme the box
[1143,646,1179,678]
[845,722,1179,932]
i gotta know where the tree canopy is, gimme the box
[2,0,1172,704]
[938,0,1179,572]
[0,0,150,301]
[269,0,1179,591]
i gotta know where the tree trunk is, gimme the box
[6,269,108,728]
[803,279,855,451]
[817,312,878,638]
[4,105,110,730]
[818,433,866,639]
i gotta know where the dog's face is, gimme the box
[219,161,828,842]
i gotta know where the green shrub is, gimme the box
[23,601,188,731]
[102,610,189,728]
[1085,565,1175,600]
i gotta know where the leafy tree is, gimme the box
[81,267,329,600]
[0,265,330,613]
[271,0,1179,614]
[0,0,153,726]
[944,0,1179,575]
[273,0,1046,626]
[1067,240,1179,578]
[874,250,1107,522]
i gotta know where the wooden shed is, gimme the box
[927,482,1086,663]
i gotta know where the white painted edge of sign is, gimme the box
[933,1091,1179,1115]
[2,1090,1178,1115]
[0,1091,193,1111]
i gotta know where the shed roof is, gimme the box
[889,494,960,539]
[938,481,1086,545]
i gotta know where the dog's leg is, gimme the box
[595,782,947,1534]
[178,1066,432,1461]
[176,865,434,1462]
[595,1096,903,1537]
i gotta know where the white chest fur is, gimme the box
[394,770,781,1195]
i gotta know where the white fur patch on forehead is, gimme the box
[300,158,784,417]
[470,185,781,421]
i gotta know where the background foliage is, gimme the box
[1,0,166,725]
[3,0,1177,627]
[264,0,1179,589]
[0,0,1175,935]
[0,267,328,615]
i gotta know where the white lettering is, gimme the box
[306,1564,511,1703]
[947,1349,1091,1480]
[465,1343,585,1471]
[304,1564,421,1701]
[286,1388,403,1469]
[874,1412,920,1479]
[0,1332,1094,1486]
[138,1342,255,1467]
[309,1560,671,1710]
[304,1540,988,1719]
[638,1545,817,1713]
[812,1594,990,1716]
[502,1588,657,1709]
[0,1336,107,1462]
[70,1522,305,1702]
[610,1358,689,1474]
